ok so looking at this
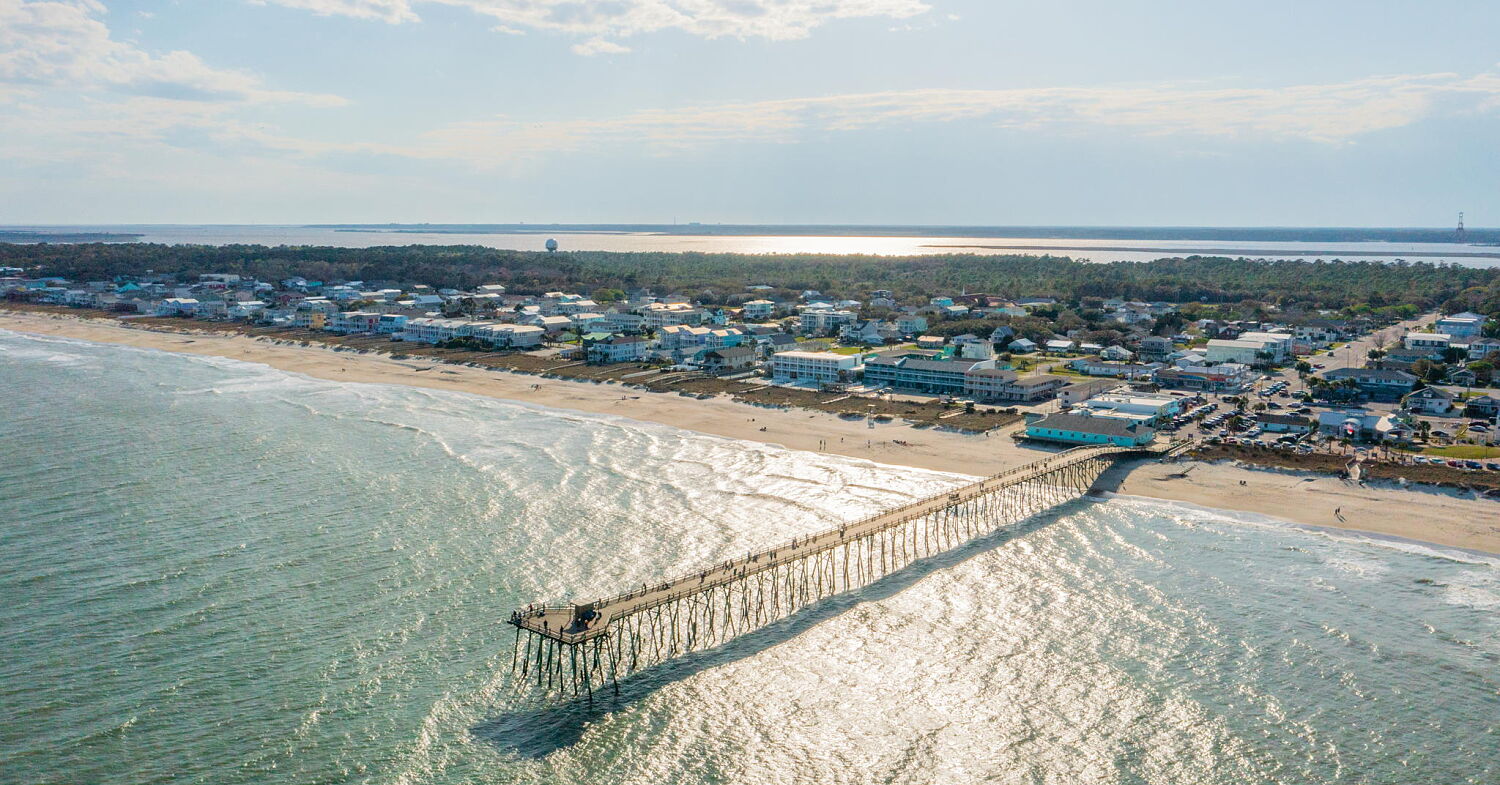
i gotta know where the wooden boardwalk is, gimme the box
[511,442,1160,647]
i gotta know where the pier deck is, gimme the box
[512,442,1164,645]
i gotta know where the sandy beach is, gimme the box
[5,310,1497,555]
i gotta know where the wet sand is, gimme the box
[5,310,1496,554]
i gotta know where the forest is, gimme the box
[4,242,1500,317]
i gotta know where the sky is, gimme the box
[1,0,1498,226]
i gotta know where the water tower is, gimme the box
[545,238,559,252]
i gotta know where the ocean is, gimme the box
[1,329,1497,784]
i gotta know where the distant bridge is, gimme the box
[509,441,1178,700]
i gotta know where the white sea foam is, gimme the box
[1104,492,1500,567]
[4,324,1499,785]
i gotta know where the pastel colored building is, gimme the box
[1024,411,1157,447]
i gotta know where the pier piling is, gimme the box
[508,443,1169,699]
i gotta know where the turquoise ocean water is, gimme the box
[1,329,1496,784]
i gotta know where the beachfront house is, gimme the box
[228,301,267,320]
[329,311,381,334]
[472,323,544,349]
[863,351,994,396]
[586,335,651,364]
[376,314,408,334]
[156,298,199,317]
[964,370,1066,403]
[770,350,862,385]
[397,318,542,348]
[658,325,744,353]
[693,345,758,374]
[522,314,573,335]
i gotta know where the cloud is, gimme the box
[0,0,344,104]
[0,0,348,188]
[256,0,931,46]
[381,71,1500,169]
[570,36,629,56]
[249,0,417,24]
[403,71,1500,166]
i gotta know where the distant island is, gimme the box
[310,223,1499,245]
[923,243,1500,260]
[0,230,143,243]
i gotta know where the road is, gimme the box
[1259,312,1437,402]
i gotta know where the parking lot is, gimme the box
[1158,375,1500,474]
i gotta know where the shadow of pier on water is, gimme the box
[471,497,1094,759]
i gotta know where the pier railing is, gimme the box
[507,440,1180,698]
[514,442,1170,643]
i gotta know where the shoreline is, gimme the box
[4,310,1498,555]
[1097,490,1500,566]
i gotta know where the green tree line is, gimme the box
[5,243,1500,315]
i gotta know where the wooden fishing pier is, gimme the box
[508,442,1176,699]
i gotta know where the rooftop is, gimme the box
[1030,411,1149,438]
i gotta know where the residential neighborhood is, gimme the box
[5,270,1498,459]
